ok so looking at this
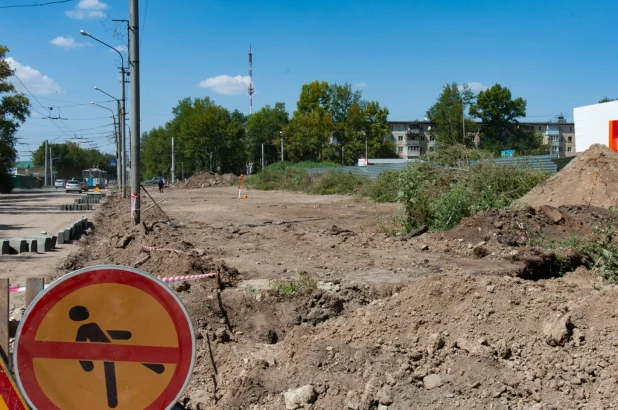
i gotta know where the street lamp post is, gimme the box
[94,87,125,195]
[80,30,127,199]
[50,156,60,186]
[90,102,119,185]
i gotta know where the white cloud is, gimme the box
[355,82,367,88]
[65,0,108,19]
[4,57,63,95]
[460,82,489,92]
[198,75,250,96]
[114,45,128,53]
[50,36,90,49]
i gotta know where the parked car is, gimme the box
[70,177,89,192]
[146,176,166,185]
[54,179,66,189]
[65,179,83,193]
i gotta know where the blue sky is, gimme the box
[1,0,617,160]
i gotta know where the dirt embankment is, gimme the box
[182,172,239,189]
[519,144,618,208]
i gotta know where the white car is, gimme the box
[54,179,66,189]
[65,179,83,193]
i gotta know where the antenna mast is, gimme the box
[248,45,254,114]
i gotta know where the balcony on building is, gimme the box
[407,139,420,146]
[406,128,420,135]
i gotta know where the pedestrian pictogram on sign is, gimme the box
[0,354,28,409]
[13,265,196,410]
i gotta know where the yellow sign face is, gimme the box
[14,266,195,410]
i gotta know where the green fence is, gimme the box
[12,175,42,189]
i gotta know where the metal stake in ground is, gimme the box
[140,185,171,222]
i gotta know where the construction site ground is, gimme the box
[44,172,618,410]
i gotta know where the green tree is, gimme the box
[32,142,117,179]
[426,82,476,146]
[245,103,288,169]
[599,97,617,103]
[141,97,246,178]
[284,81,394,164]
[0,45,30,192]
[469,84,526,154]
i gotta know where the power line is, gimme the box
[0,0,74,9]
[11,71,73,139]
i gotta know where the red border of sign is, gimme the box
[13,265,195,410]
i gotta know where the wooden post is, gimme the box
[26,278,45,308]
[0,279,8,365]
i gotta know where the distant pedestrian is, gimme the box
[157,178,164,193]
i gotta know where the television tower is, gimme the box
[248,45,254,114]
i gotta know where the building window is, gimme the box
[429,136,435,142]
[429,147,435,152]
[569,126,573,132]
[420,147,424,153]
[559,127,563,132]
[389,125,394,131]
[568,147,572,152]
[539,126,542,131]
[398,147,403,152]
[398,136,403,142]
[420,135,425,141]
[560,136,564,142]
[568,136,572,143]
[420,125,424,131]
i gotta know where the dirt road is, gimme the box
[0,188,96,306]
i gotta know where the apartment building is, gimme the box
[518,116,575,158]
[388,121,437,159]
[389,116,575,159]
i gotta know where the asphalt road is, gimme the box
[0,187,97,306]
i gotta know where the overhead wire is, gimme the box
[0,0,74,9]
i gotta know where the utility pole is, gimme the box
[115,100,122,188]
[462,99,466,142]
[261,143,264,170]
[209,151,213,173]
[44,140,48,186]
[120,65,127,198]
[129,0,141,224]
[280,132,284,161]
[171,136,175,184]
[181,162,184,181]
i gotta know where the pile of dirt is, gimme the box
[519,144,618,208]
[182,172,239,189]
[181,268,618,409]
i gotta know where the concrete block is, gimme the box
[0,239,9,255]
[57,231,65,245]
[25,239,37,253]
[63,228,70,242]
[27,236,52,252]
[8,239,28,254]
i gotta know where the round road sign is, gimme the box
[14,265,195,410]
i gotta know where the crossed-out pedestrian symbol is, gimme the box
[70,305,166,408]
[14,266,195,410]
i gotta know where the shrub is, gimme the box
[397,146,551,232]
[306,170,370,195]
[0,170,13,194]
[366,170,400,203]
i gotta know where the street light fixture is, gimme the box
[80,30,127,198]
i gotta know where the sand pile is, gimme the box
[182,172,239,189]
[519,144,618,208]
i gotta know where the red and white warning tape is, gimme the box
[9,272,217,293]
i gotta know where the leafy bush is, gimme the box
[397,146,550,232]
[245,165,312,191]
[306,170,370,195]
[366,170,400,203]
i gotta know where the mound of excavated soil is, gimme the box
[183,172,239,189]
[519,144,618,208]
[182,269,618,410]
